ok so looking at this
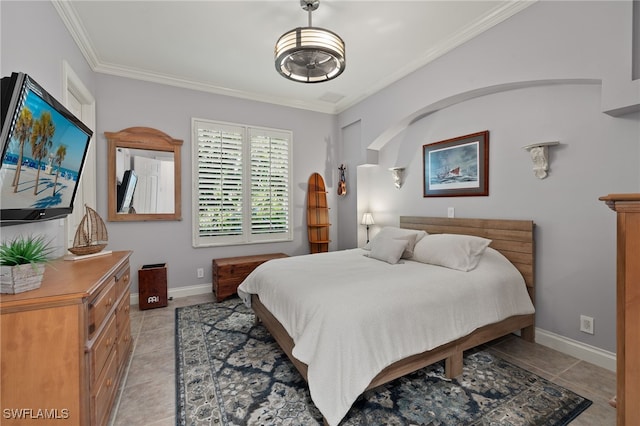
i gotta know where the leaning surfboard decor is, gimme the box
[307,173,330,253]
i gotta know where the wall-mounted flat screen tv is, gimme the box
[0,72,93,226]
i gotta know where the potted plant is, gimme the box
[0,235,55,294]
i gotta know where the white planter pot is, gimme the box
[0,263,45,294]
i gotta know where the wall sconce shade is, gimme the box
[522,141,560,179]
[389,167,405,189]
[361,212,374,243]
[275,0,346,83]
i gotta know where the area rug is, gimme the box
[175,298,592,426]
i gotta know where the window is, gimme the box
[192,119,292,247]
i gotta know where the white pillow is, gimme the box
[411,233,491,271]
[367,237,408,264]
[364,226,427,258]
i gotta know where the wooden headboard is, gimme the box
[400,216,535,304]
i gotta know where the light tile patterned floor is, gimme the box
[109,293,616,425]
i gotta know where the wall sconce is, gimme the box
[522,141,560,179]
[361,212,375,243]
[389,167,405,189]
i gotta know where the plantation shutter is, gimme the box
[250,129,290,235]
[192,119,292,247]
[195,122,244,239]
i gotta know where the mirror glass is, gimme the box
[106,127,182,221]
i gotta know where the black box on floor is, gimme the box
[138,263,168,310]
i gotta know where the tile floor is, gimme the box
[109,292,617,425]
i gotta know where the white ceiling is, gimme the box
[52,1,534,114]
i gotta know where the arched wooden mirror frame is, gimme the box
[106,127,182,221]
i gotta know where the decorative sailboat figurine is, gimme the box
[68,205,109,256]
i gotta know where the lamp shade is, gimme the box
[361,212,375,226]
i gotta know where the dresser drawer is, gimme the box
[116,317,132,368]
[89,278,116,338]
[115,291,130,331]
[115,264,131,298]
[89,314,117,386]
[115,291,132,370]
[92,347,119,426]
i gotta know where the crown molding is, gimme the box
[333,0,538,114]
[51,1,100,70]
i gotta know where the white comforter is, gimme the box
[237,248,535,426]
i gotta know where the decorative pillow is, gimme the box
[411,233,492,271]
[392,233,418,258]
[367,237,408,264]
[364,226,427,258]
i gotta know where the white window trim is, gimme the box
[191,118,293,247]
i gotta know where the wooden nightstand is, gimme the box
[212,253,288,302]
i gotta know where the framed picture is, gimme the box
[423,130,489,197]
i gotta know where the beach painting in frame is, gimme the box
[423,131,489,197]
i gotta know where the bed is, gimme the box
[237,216,536,426]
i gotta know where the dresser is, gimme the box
[0,251,132,426]
[212,253,288,302]
[600,194,640,426]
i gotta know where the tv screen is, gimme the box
[0,72,93,226]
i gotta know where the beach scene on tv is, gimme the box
[0,90,89,210]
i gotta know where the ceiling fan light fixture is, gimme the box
[275,0,345,83]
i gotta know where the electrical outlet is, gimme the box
[447,207,455,218]
[197,268,204,278]
[580,315,594,334]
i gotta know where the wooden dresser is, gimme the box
[600,194,640,426]
[0,251,132,426]
[212,253,288,302]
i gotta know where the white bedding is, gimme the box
[237,247,535,426]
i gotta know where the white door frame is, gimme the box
[62,60,97,250]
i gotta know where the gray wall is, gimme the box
[0,1,96,255]
[338,0,640,353]
[94,75,338,292]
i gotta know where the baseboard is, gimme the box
[535,327,616,372]
[130,283,211,306]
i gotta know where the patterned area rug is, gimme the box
[175,298,592,426]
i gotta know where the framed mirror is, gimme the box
[106,127,182,221]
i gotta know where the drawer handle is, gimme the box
[106,378,113,388]
[106,297,114,308]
